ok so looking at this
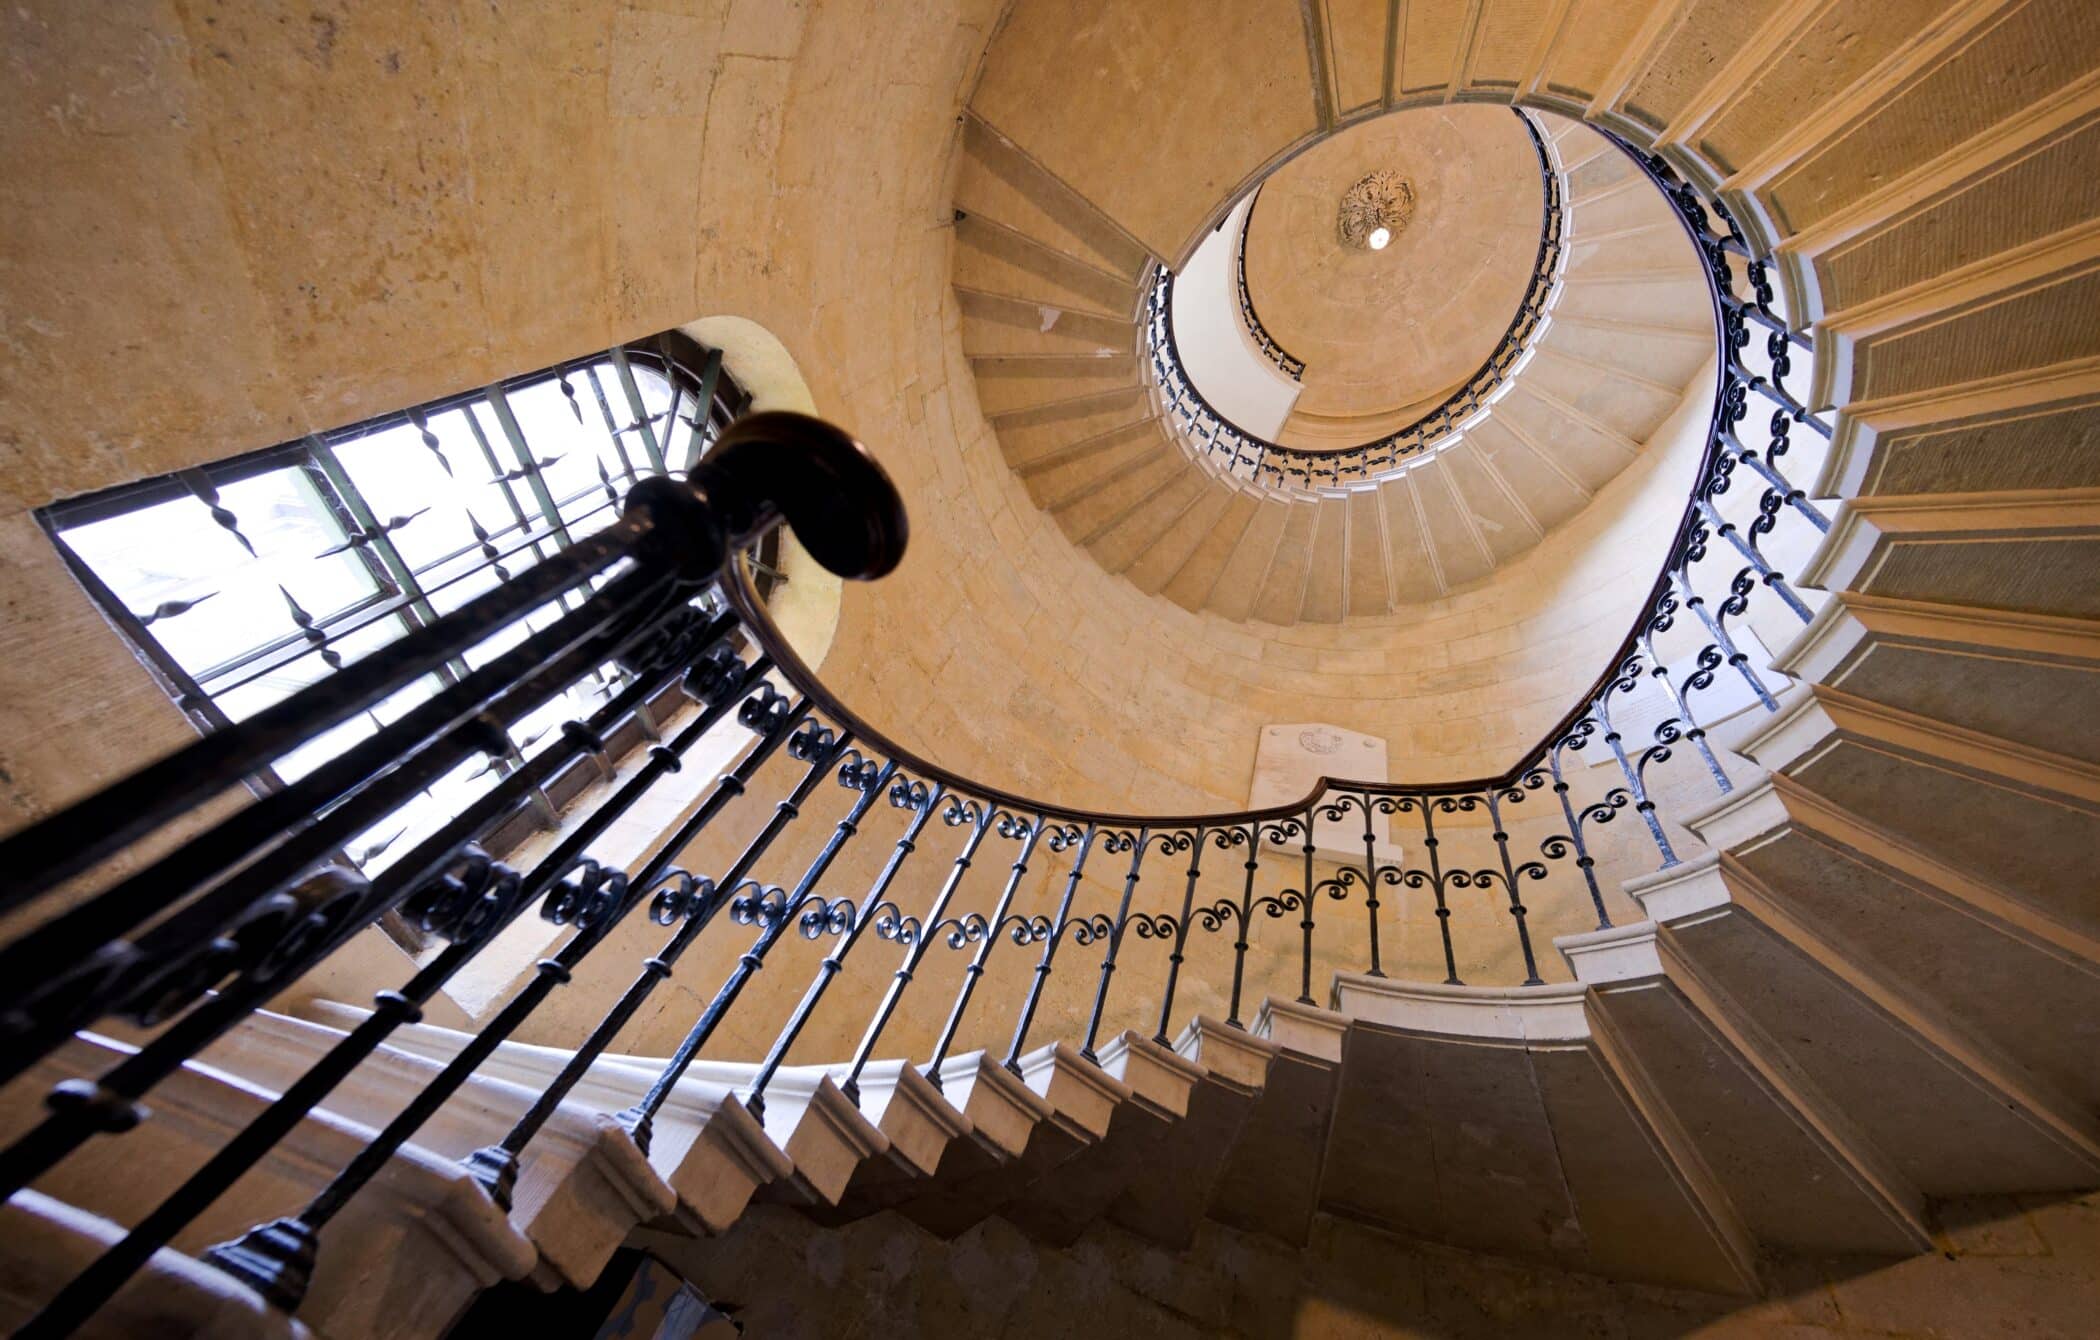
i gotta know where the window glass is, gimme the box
[60,465,378,683]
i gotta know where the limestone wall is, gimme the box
[1,0,1725,1066]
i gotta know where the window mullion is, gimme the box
[460,402,536,531]
[582,363,640,482]
[305,436,445,631]
[484,383,576,549]
[684,345,723,472]
[610,348,670,475]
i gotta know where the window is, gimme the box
[40,333,757,888]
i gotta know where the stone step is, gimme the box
[955,114,1150,283]
[967,353,1142,417]
[1684,765,2100,1124]
[1802,488,2100,621]
[1775,592,2100,766]
[1124,479,1243,597]
[957,286,1131,359]
[1107,1018,1277,1248]
[898,1043,1132,1239]
[1817,364,2100,502]
[0,1191,309,1340]
[1021,418,1172,511]
[990,386,1155,464]
[205,1011,671,1296]
[1628,854,2100,1195]
[953,212,1138,320]
[1325,972,1759,1295]
[299,1004,793,1240]
[0,1032,534,1340]
[998,1033,1204,1247]
[1557,923,1937,1260]
[1206,999,1348,1249]
[1716,682,2100,950]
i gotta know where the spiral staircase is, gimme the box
[4,0,2100,1336]
[957,109,1718,620]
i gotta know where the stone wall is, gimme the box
[2,0,1718,1064]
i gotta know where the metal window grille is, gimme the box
[38,332,757,883]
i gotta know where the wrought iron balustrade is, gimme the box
[1149,106,1567,491]
[0,108,1833,1339]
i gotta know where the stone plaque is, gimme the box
[1250,723,1402,863]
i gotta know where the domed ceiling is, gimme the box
[1241,106,1544,450]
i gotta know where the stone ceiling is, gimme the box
[1242,105,1542,450]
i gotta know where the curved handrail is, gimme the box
[1151,107,1568,492]
[1232,184,1306,381]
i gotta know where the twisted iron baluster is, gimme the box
[749,773,940,1111]
[1002,823,1100,1071]
[924,813,1045,1085]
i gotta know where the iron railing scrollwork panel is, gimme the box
[0,111,1834,1339]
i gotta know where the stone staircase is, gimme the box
[5,0,2100,1335]
[954,112,1715,623]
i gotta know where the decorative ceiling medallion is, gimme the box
[1337,169,1417,251]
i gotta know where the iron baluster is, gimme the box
[486,712,847,1174]
[1151,825,1210,1044]
[923,812,1045,1086]
[844,791,1007,1103]
[0,564,685,1088]
[1638,594,1732,794]
[199,688,812,1312]
[1394,796,1462,985]
[633,749,899,1126]
[1594,662,1680,866]
[0,619,755,1214]
[1199,825,1261,1028]
[1483,783,1547,986]
[750,772,939,1112]
[1080,829,1186,1061]
[1002,822,1100,1071]
[1545,724,1627,930]
[1693,487,1807,621]
[1667,559,1778,713]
